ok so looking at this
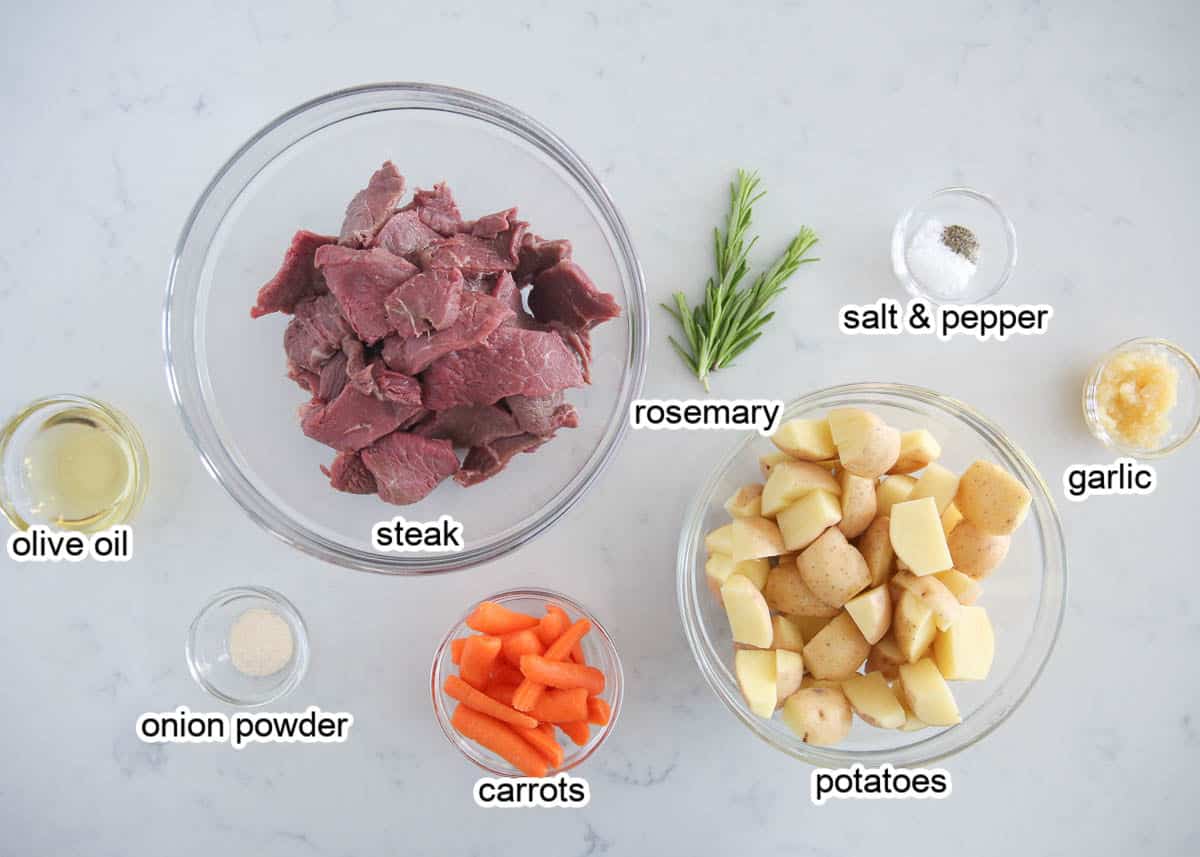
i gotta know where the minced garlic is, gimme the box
[1095,349,1178,449]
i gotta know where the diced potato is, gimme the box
[704,523,734,556]
[734,649,777,717]
[721,575,773,648]
[890,497,953,576]
[876,474,916,517]
[724,483,764,518]
[836,469,877,540]
[732,516,786,561]
[947,521,1011,579]
[935,569,983,605]
[776,489,842,552]
[842,671,906,728]
[761,461,840,517]
[775,649,805,702]
[759,450,794,477]
[889,429,942,474]
[802,612,871,680]
[771,418,837,461]
[933,605,994,680]
[954,460,1032,536]
[764,564,839,618]
[897,658,961,726]
[828,408,901,479]
[799,676,844,691]
[855,516,895,587]
[866,633,906,680]
[782,687,852,745]
[771,615,806,652]
[705,554,770,595]
[893,682,929,731]
[941,502,963,535]
[890,571,960,631]
[796,528,870,608]
[907,463,960,514]
[844,583,892,644]
[892,590,936,663]
[790,614,834,643]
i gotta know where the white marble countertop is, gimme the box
[3,1,1198,854]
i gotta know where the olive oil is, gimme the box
[22,407,138,530]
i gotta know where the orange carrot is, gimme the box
[520,655,606,695]
[536,605,570,647]
[529,687,589,723]
[587,696,611,726]
[488,661,526,687]
[484,682,520,706]
[513,618,593,711]
[514,722,564,769]
[543,619,591,661]
[500,628,545,666]
[451,705,548,777]
[450,637,468,665]
[444,675,539,730]
[570,642,587,665]
[459,635,502,690]
[466,602,540,635]
[558,719,591,746]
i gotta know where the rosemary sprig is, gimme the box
[663,170,819,391]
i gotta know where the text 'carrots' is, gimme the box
[445,600,611,778]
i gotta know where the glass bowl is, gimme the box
[186,585,310,707]
[1082,337,1200,458]
[431,588,623,776]
[892,187,1017,305]
[677,383,1067,766]
[0,394,148,533]
[164,83,647,575]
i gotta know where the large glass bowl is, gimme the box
[164,84,647,574]
[677,383,1067,766]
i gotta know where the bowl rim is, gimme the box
[891,185,1018,306]
[163,82,648,575]
[676,382,1068,766]
[185,584,311,707]
[429,587,624,776]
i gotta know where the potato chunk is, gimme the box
[897,658,961,726]
[731,516,786,561]
[782,687,852,745]
[828,408,901,479]
[771,418,837,461]
[933,605,995,680]
[890,497,953,575]
[802,612,871,680]
[764,563,839,618]
[954,460,1032,536]
[762,461,840,517]
[797,528,870,609]
[776,489,842,552]
[889,429,942,474]
[842,671,906,728]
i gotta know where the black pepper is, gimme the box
[941,224,979,264]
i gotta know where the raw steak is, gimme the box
[408,183,462,236]
[348,359,423,405]
[371,209,442,257]
[455,433,547,486]
[380,291,514,376]
[316,349,350,402]
[321,451,378,495]
[465,207,518,239]
[300,386,420,452]
[528,260,621,331]
[383,266,463,337]
[515,233,572,283]
[413,405,521,449]
[361,431,460,505]
[338,161,406,247]
[283,294,355,373]
[250,230,336,318]
[506,392,580,436]
[421,324,585,411]
[316,245,419,344]
[420,233,519,277]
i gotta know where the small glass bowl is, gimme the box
[0,394,149,533]
[892,187,1017,305]
[186,586,310,707]
[677,383,1067,767]
[1082,337,1200,458]
[431,588,623,776]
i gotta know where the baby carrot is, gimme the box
[466,602,540,635]
[484,682,520,706]
[459,635,502,691]
[501,628,545,666]
[520,655,606,695]
[529,687,589,723]
[450,637,468,665]
[536,605,570,647]
[558,719,591,747]
[587,696,611,726]
[445,675,538,730]
[514,722,564,769]
[513,618,593,711]
[489,661,526,687]
[570,642,587,665]
[451,705,548,778]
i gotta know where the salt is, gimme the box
[906,218,978,298]
[228,607,294,677]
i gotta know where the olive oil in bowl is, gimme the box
[0,396,148,532]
